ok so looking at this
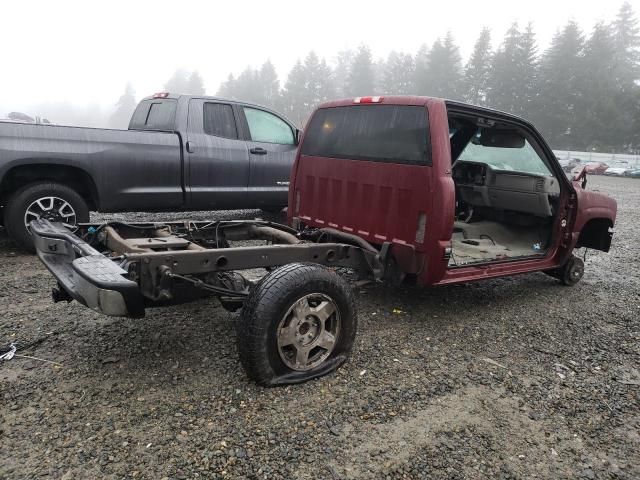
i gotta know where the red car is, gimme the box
[573,161,609,175]
[32,96,617,385]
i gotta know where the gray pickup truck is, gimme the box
[0,93,299,249]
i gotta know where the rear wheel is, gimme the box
[237,263,357,386]
[5,182,89,252]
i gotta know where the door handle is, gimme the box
[250,147,267,155]
[186,141,195,153]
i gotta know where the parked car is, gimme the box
[0,93,299,249]
[31,95,617,385]
[603,167,632,176]
[627,169,640,178]
[577,162,609,175]
[559,157,581,173]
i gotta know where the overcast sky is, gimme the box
[0,0,626,112]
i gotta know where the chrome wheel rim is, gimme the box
[277,293,341,371]
[24,196,78,230]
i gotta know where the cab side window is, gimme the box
[243,107,294,145]
[203,103,238,139]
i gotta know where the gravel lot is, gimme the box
[1,176,639,479]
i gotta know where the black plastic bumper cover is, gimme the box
[30,219,145,318]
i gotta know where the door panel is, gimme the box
[247,141,296,206]
[241,106,297,207]
[186,99,250,209]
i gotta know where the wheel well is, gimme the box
[0,164,99,210]
[576,218,613,252]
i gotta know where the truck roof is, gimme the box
[140,93,278,113]
[317,96,530,126]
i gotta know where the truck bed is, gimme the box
[0,121,183,211]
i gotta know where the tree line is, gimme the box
[215,2,640,152]
[107,2,638,152]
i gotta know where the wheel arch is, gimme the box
[0,163,99,210]
[576,217,613,252]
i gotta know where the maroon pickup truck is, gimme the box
[31,96,616,386]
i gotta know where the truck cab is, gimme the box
[288,96,617,286]
[129,93,298,210]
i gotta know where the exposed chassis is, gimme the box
[30,219,383,318]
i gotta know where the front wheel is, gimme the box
[236,263,357,386]
[5,182,89,252]
[544,255,584,286]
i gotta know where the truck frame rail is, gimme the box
[30,219,381,318]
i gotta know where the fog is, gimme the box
[1,0,637,151]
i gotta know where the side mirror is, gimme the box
[572,166,588,189]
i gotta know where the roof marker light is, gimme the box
[153,92,170,99]
[354,96,383,104]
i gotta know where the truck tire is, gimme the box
[237,263,357,386]
[558,255,584,286]
[5,182,89,252]
[544,255,584,286]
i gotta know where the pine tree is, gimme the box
[381,51,415,94]
[109,83,136,129]
[463,28,492,105]
[304,52,335,108]
[281,60,307,125]
[573,22,619,150]
[613,2,640,149]
[259,60,281,109]
[537,21,584,148]
[217,73,236,99]
[517,23,539,116]
[424,33,462,99]
[234,67,262,104]
[412,44,430,95]
[281,52,336,125]
[164,68,190,93]
[333,50,354,97]
[372,56,386,94]
[613,1,640,88]
[487,23,524,114]
[186,71,206,95]
[345,45,375,96]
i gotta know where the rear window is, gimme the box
[301,105,430,165]
[203,103,238,139]
[129,99,177,131]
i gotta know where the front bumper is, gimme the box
[30,219,145,317]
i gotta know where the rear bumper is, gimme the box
[30,219,145,317]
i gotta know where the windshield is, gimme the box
[459,132,552,176]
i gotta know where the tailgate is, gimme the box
[30,219,145,317]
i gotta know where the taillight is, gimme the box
[153,92,170,98]
[354,96,383,104]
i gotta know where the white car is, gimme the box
[604,167,631,176]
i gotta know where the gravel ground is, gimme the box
[1,176,638,480]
